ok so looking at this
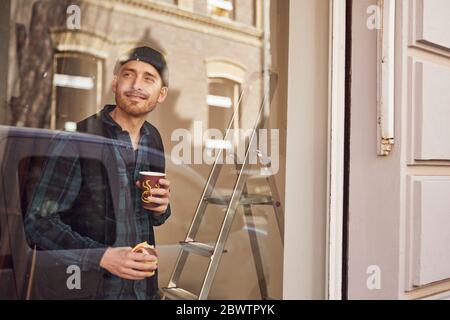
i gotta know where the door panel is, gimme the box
[412,60,450,160]
[410,177,450,286]
[405,0,450,297]
[348,0,450,299]
[416,0,450,50]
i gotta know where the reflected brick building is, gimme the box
[0,0,285,300]
[3,0,264,132]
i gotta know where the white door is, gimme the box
[348,0,450,299]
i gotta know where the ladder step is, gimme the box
[205,194,273,206]
[232,168,274,177]
[162,287,198,300]
[180,241,227,257]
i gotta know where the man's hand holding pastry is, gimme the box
[100,242,158,280]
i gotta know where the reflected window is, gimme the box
[52,53,102,130]
[207,77,240,133]
[207,0,235,20]
[205,58,246,157]
[206,77,240,160]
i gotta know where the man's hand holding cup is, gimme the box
[136,171,170,215]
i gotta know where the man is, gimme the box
[24,46,171,300]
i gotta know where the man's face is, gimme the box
[112,60,168,117]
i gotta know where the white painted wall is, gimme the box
[283,0,330,300]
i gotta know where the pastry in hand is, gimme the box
[131,241,157,256]
[132,241,158,277]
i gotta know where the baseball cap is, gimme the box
[114,46,169,87]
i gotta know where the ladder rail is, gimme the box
[167,72,264,287]
[165,71,281,299]
[198,153,251,299]
[243,202,268,299]
[184,71,264,241]
[198,76,273,299]
[266,174,284,244]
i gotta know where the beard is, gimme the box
[115,89,157,117]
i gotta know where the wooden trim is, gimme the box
[326,0,346,301]
[377,0,396,156]
[406,278,450,300]
[408,0,450,58]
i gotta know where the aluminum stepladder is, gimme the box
[162,71,284,300]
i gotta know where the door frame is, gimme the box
[283,0,332,299]
[326,0,348,300]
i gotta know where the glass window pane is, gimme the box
[1,0,285,300]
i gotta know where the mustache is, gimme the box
[124,89,150,99]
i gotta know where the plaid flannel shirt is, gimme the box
[24,105,171,300]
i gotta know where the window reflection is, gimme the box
[52,53,102,130]
[208,77,240,133]
[207,0,235,20]
[0,0,283,301]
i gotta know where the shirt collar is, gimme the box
[101,105,151,136]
